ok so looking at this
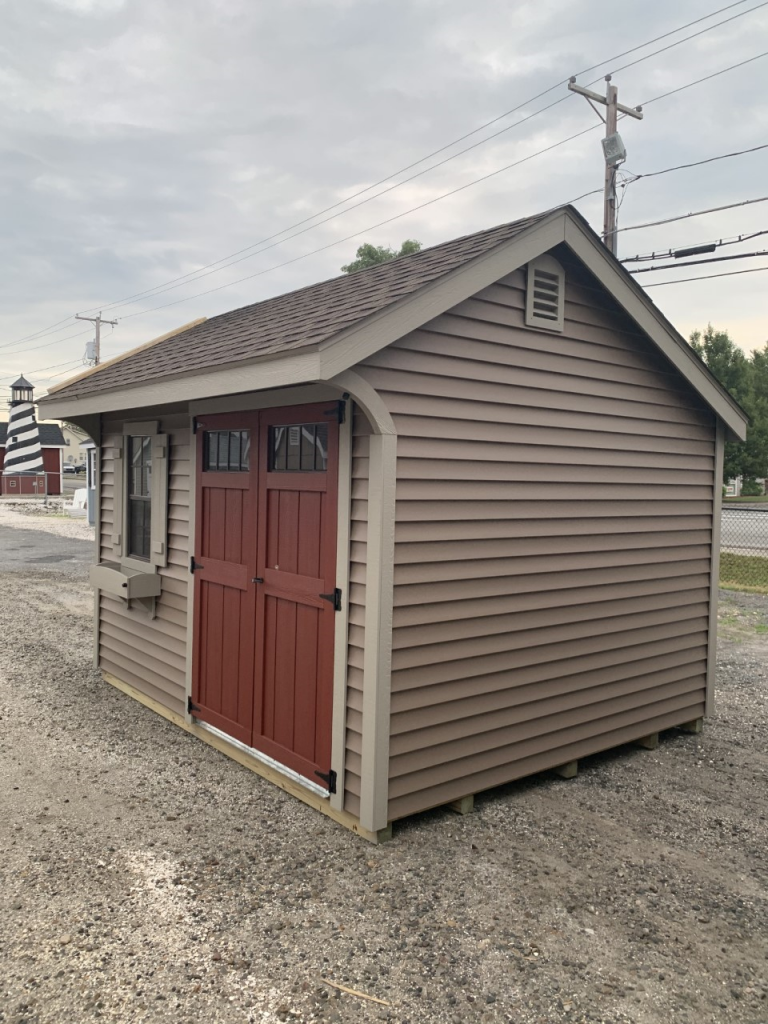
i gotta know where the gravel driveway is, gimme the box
[1,510,767,1024]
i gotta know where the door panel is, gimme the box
[191,413,259,746]
[191,403,339,790]
[252,404,339,786]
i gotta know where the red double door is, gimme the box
[191,404,339,790]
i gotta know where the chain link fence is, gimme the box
[720,505,768,591]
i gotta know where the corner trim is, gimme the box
[706,419,725,716]
[359,432,396,832]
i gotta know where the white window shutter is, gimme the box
[150,433,169,568]
[525,255,565,332]
[111,438,124,556]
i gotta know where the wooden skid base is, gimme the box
[553,760,578,779]
[679,718,704,734]
[635,732,659,750]
[448,795,474,815]
[102,671,387,844]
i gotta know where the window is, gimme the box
[269,422,328,471]
[111,422,169,571]
[127,436,152,560]
[525,255,564,332]
[204,430,250,472]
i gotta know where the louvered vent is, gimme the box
[525,255,564,332]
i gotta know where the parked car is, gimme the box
[75,463,86,473]
[63,464,77,474]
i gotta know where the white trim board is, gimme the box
[39,208,748,441]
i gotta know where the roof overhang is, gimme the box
[39,208,747,441]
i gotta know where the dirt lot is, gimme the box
[0,514,766,1024]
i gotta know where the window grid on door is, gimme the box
[269,422,328,472]
[204,430,251,472]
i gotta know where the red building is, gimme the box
[0,423,66,496]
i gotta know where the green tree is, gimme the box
[689,325,768,482]
[341,239,421,274]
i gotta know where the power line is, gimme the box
[643,265,768,286]
[624,141,768,181]
[119,55,768,321]
[119,135,605,320]
[629,249,768,272]
[17,328,93,357]
[621,228,768,263]
[641,47,768,106]
[618,196,768,233]
[0,361,84,391]
[97,7,768,318]
[0,358,84,383]
[4,1,766,349]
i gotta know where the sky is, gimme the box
[1,0,767,401]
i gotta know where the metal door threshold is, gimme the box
[196,720,330,799]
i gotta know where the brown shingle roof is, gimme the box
[50,211,551,400]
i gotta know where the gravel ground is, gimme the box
[0,512,767,1024]
[0,501,94,542]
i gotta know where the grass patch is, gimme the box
[720,551,768,594]
[723,494,768,503]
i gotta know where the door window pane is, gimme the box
[204,430,250,472]
[269,423,328,472]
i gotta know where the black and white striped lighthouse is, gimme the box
[2,376,44,487]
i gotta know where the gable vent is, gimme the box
[525,255,564,332]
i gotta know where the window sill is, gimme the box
[90,561,162,601]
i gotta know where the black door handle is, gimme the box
[252,577,264,584]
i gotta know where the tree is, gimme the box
[341,239,421,274]
[689,325,768,483]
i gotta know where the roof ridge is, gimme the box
[200,210,550,326]
[41,207,558,403]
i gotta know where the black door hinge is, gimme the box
[323,399,346,425]
[314,768,337,794]
[187,695,200,714]
[320,587,342,611]
[190,556,204,573]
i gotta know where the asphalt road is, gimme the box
[61,472,86,495]
[721,506,768,555]
[0,524,93,572]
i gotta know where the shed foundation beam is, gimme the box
[448,795,474,815]
[679,718,704,734]
[553,760,578,779]
[635,732,659,750]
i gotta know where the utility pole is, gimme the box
[74,312,118,365]
[568,76,643,256]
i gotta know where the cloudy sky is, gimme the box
[1,0,767,400]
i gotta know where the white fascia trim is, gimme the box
[563,221,748,441]
[38,350,322,420]
[40,212,568,422]
[318,214,568,380]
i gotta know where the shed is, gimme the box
[0,422,66,496]
[39,205,748,842]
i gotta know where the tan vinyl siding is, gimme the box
[344,406,370,815]
[356,254,715,822]
[98,413,190,718]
